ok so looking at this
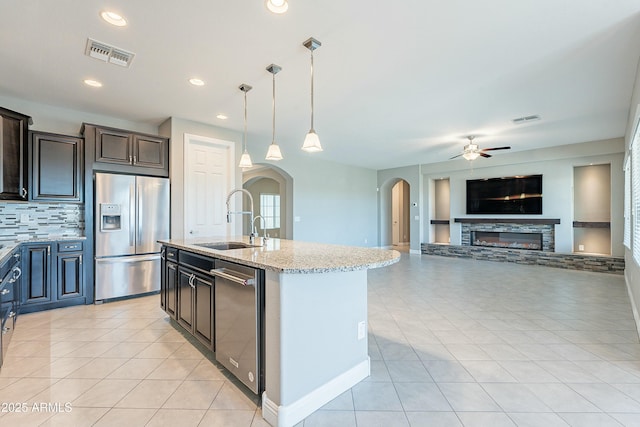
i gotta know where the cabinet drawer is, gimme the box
[57,241,83,252]
[166,247,178,263]
[0,280,14,304]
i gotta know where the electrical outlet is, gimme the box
[578,244,585,251]
[357,321,366,340]
[20,213,29,223]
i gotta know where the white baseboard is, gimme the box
[625,269,640,339]
[262,358,370,427]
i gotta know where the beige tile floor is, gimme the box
[1,253,639,426]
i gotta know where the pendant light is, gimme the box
[302,37,323,152]
[266,64,283,161]
[238,84,254,168]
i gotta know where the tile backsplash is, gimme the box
[0,202,84,241]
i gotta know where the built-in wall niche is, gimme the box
[573,164,611,255]
[430,178,450,244]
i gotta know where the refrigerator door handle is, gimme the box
[137,183,142,245]
[96,254,161,264]
[129,182,135,247]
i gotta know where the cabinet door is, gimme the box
[132,134,167,170]
[57,253,83,300]
[31,132,83,202]
[22,245,52,305]
[165,261,178,319]
[194,274,214,350]
[94,127,132,165]
[0,108,30,200]
[177,268,194,331]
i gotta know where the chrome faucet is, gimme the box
[226,189,258,244]
[252,215,268,245]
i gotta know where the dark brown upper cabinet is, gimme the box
[30,131,83,202]
[94,127,132,165]
[0,107,32,200]
[82,123,168,177]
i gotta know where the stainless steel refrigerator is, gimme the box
[94,173,170,301]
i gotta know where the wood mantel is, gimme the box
[454,218,561,225]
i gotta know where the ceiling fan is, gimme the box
[450,136,511,161]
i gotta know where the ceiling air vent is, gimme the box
[85,38,135,68]
[512,114,541,125]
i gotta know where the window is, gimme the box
[633,120,640,264]
[625,155,631,249]
[260,193,280,230]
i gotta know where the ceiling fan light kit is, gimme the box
[451,135,511,161]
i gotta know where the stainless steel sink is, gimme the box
[195,241,256,250]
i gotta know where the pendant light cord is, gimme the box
[272,73,276,143]
[243,90,248,151]
[310,49,314,130]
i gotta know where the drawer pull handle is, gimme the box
[8,311,16,318]
[0,289,9,295]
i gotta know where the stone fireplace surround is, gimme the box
[457,218,559,252]
[423,217,624,274]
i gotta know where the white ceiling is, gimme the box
[2,0,640,170]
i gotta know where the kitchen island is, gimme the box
[159,236,400,427]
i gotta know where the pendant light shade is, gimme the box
[238,84,253,168]
[302,130,322,152]
[302,37,323,153]
[266,143,283,160]
[266,64,283,161]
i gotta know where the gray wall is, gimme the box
[420,139,624,256]
[377,165,423,252]
[0,94,157,137]
[162,117,379,247]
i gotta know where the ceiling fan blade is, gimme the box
[449,153,464,159]
[479,152,492,158]
[481,146,511,152]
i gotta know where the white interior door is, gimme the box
[184,134,234,238]
[392,182,400,245]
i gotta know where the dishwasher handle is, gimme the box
[210,268,255,286]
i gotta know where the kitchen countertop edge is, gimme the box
[0,237,87,265]
[159,237,401,274]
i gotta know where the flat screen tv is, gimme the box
[466,175,542,215]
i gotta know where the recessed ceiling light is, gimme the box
[266,0,288,14]
[216,114,228,120]
[84,79,103,88]
[100,11,127,27]
[189,78,205,86]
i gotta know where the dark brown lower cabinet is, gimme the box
[22,244,52,305]
[57,253,83,300]
[21,241,86,313]
[176,266,214,351]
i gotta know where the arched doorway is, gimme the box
[242,164,294,240]
[379,178,411,251]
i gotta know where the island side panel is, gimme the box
[263,269,369,427]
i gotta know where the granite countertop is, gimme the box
[0,236,87,266]
[159,236,401,274]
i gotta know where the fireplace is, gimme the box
[472,231,543,251]
[456,218,560,252]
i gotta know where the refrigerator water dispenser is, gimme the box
[100,203,122,231]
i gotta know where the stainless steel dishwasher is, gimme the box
[210,259,264,394]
